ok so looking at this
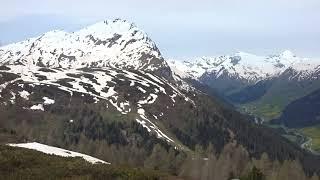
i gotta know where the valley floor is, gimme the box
[266,123,320,154]
[300,126,320,153]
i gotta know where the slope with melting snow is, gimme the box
[8,142,108,164]
[0,64,193,145]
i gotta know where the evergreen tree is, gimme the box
[144,144,167,170]
[240,166,265,180]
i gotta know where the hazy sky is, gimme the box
[0,0,319,58]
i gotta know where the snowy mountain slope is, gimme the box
[168,50,320,83]
[0,19,169,75]
[8,142,108,164]
[0,64,194,145]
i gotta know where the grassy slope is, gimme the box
[300,126,320,153]
[0,145,167,180]
[241,80,320,121]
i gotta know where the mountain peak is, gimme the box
[0,18,167,74]
[280,50,296,58]
[75,19,141,40]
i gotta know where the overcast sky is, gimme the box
[0,0,319,58]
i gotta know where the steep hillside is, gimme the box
[277,89,320,128]
[242,71,320,120]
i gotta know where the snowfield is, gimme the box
[8,142,109,164]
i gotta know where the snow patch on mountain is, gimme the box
[30,104,44,111]
[19,90,30,100]
[136,108,174,143]
[8,142,108,164]
[43,97,55,105]
[9,92,16,104]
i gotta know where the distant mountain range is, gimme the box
[169,51,320,121]
[169,50,320,83]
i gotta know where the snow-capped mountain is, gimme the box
[168,50,320,83]
[0,19,194,148]
[0,19,168,74]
